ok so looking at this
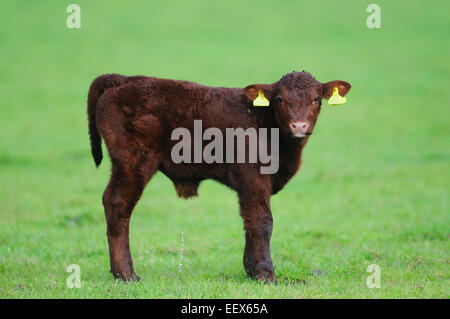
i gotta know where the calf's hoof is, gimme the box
[110,269,140,282]
[247,263,277,284]
[256,270,277,284]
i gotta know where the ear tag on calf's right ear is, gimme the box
[253,90,270,107]
[328,87,346,106]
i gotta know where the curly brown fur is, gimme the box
[87,71,351,283]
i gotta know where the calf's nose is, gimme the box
[289,121,309,136]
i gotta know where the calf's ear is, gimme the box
[243,84,273,101]
[322,81,351,99]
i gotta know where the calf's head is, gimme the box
[244,71,351,139]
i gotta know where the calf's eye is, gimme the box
[314,96,321,103]
[273,96,283,104]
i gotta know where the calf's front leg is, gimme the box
[239,192,276,283]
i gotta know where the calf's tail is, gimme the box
[87,74,128,167]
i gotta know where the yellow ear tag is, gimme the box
[328,87,346,106]
[253,90,270,107]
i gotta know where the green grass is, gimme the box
[0,0,449,298]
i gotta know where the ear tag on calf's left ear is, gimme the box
[253,90,270,107]
[328,87,347,106]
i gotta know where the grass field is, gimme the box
[0,0,449,298]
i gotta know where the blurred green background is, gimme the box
[0,0,448,298]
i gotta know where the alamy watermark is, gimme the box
[171,120,280,174]
[366,4,381,29]
[66,4,81,29]
[366,264,381,288]
[178,232,184,273]
[66,264,81,288]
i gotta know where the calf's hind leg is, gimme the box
[102,151,157,281]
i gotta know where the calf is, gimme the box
[87,71,351,283]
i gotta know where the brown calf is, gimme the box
[87,71,351,283]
